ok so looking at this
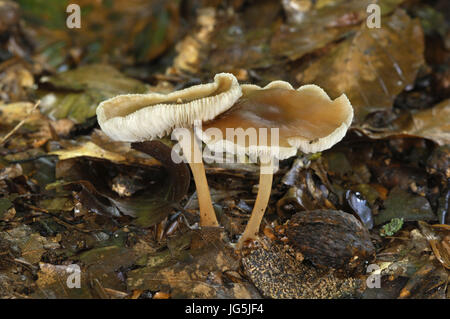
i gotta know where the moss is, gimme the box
[380,218,404,237]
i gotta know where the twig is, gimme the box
[0,100,41,146]
[23,203,96,234]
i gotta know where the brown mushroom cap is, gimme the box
[96,73,242,142]
[198,82,353,160]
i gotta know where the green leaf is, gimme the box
[380,218,404,236]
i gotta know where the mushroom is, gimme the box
[96,73,242,227]
[196,81,353,248]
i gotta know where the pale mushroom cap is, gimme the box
[96,73,242,142]
[197,81,354,160]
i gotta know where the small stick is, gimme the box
[0,100,41,146]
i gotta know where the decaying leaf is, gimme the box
[53,140,189,227]
[33,263,92,299]
[18,0,180,67]
[77,245,136,292]
[127,229,260,298]
[0,225,59,264]
[418,222,450,270]
[272,0,374,61]
[171,7,216,75]
[0,0,448,301]
[375,187,436,225]
[38,65,148,123]
[360,98,450,145]
[301,9,425,122]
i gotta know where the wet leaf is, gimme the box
[0,225,55,264]
[274,0,406,61]
[359,99,450,145]
[273,0,367,61]
[418,222,450,270]
[54,140,189,227]
[375,187,435,225]
[33,263,92,299]
[201,1,282,74]
[38,65,148,123]
[18,0,180,66]
[398,262,448,299]
[0,197,13,218]
[127,229,259,298]
[301,9,425,122]
[352,183,385,205]
[78,245,136,291]
[130,141,190,227]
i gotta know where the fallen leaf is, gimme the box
[127,229,260,298]
[301,9,425,122]
[33,263,92,299]
[360,99,450,145]
[54,140,189,227]
[375,187,436,225]
[38,64,148,123]
[18,0,180,66]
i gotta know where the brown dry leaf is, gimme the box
[301,9,424,123]
[51,141,128,162]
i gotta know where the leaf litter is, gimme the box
[0,0,448,299]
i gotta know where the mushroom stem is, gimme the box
[237,158,274,249]
[178,128,219,227]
